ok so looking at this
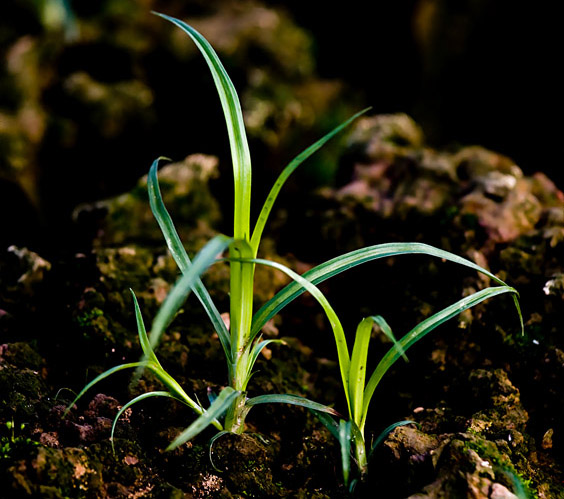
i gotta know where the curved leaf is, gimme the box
[361,285,518,430]
[251,242,513,337]
[147,158,230,357]
[111,391,184,453]
[311,410,340,440]
[369,420,417,460]
[250,108,371,254]
[149,235,232,350]
[246,393,340,417]
[369,315,408,362]
[153,13,251,240]
[244,338,286,385]
[149,364,209,418]
[130,289,160,367]
[208,430,231,472]
[64,362,148,418]
[167,387,240,450]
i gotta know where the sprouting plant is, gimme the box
[65,11,521,483]
[315,287,522,488]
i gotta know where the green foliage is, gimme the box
[66,12,522,490]
[0,420,38,460]
[319,285,520,483]
[74,307,103,327]
[66,11,352,450]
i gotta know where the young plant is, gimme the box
[66,11,521,472]
[316,286,521,486]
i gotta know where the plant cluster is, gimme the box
[66,12,522,489]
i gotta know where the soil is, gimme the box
[1,2,563,498]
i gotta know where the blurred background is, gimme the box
[1,0,561,253]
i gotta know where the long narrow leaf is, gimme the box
[349,318,372,424]
[244,338,286,385]
[311,410,340,440]
[208,430,230,471]
[148,364,208,417]
[167,387,240,450]
[65,358,209,426]
[361,285,518,429]
[338,420,352,487]
[369,420,417,460]
[246,393,340,416]
[154,13,251,240]
[130,289,160,366]
[63,362,149,417]
[228,257,351,406]
[148,158,230,357]
[250,108,370,254]
[111,391,185,452]
[251,242,514,337]
[370,315,408,362]
[124,306,208,417]
[149,235,232,350]
[512,294,524,335]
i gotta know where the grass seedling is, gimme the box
[66,12,522,481]
[315,286,521,487]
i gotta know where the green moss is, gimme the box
[461,437,537,499]
[74,307,104,327]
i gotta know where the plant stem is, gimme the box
[223,391,247,434]
[225,240,255,433]
[229,260,254,360]
[354,435,368,478]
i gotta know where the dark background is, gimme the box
[1,0,562,252]
[280,0,562,187]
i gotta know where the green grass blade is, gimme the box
[311,410,340,440]
[338,420,352,487]
[252,242,514,336]
[167,386,240,450]
[369,420,417,461]
[512,294,524,335]
[149,234,232,351]
[361,285,518,430]
[148,364,208,417]
[244,338,286,385]
[246,393,340,416]
[349,318,372,424]
[250,108,371,254]
[65,358,208,426]
[208,430,231,472]
[153,13,251,240]
[148,158,230,355]
[63,362,149,417]
[228,257,351,407]
[130,289,161,367]
[370,315,408,362]
[127,298,208,416]
[111,391,183,453]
